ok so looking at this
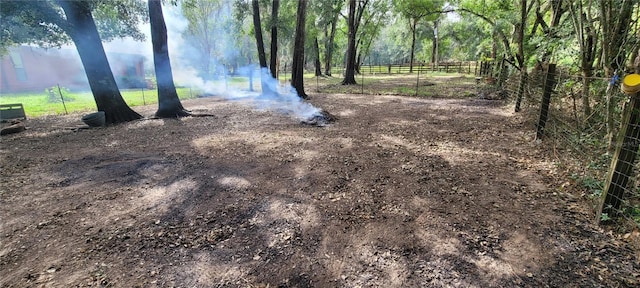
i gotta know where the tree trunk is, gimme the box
[568,0,596,119]
[515,0,527,69]
[342,0,357,85]
[314,37,322,76]
[538,0,565,63]
[269,0,279,78]
[148,0,189,118]
[431,34,437,63]
[324,14,338,76]
[252,0,267,68]
[201,45,212,80]
[251,0,275,96]
[434,20,439,68]
[491,34,497,59]
[291,0,307,98]
[409,18,417,73]
[57,0,141,125]
[582,69,592,118]
[600,0,634,147]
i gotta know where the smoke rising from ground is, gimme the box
[159,3,322,121]
[57,2,321,120]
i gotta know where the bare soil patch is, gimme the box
[1,89,639,287]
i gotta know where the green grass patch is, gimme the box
[0,87,198,118]
[305,73,477,98]
[1,73,477,118]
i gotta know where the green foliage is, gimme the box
[0,0,148,55]
[579,175,604,199]
[393,0,444,23]
[0,1,68,54]
[91,0,147,42]
[626,205,640,222]
[45,86,76,103]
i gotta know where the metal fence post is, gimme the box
[536,64,557,139]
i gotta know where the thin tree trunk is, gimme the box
[314,37,322,76]
[356,51,361,74]
[149,0,189,118]
[324,14,338,76]
[410,19,417,73]
[342,0,357,85]
[600,0,634,147]
[582,69,592,117]
[291,0,307,98]
[431,34,437,63]
[202,45,212,80]
[434,20,439,68]
[57,0,141,124]
[516,0,527,69]
[269,0,279,78]
[568,0,595,119]
[251,0,275,96]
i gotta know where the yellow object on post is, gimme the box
[622,74,640,94]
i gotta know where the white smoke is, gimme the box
[101,2,322,120]
[159,3,322,120]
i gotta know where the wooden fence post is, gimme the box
[535,64,557,140]
[514,70,527,112]
[599,50,640,220]
[599,92,640,219]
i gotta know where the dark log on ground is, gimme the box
[1,121,26,136]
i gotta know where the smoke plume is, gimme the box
[158,3,322,121]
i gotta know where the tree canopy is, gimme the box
[0,0,147,55]
[4,0,640,103]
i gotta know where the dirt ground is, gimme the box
[1,85,639,287]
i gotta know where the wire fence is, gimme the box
[488,61,640,228]
[278,61,481,78]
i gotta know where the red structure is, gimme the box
[0,46,145,93]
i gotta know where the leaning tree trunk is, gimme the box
[342,0,357,85]
[269,0,279,78]
[149,0,189,118]
[291,0,307,98]
[57,0,141,125]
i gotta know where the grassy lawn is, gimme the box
[1,72,477,118]
[0,87,198,118]
[305,72,477,98]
